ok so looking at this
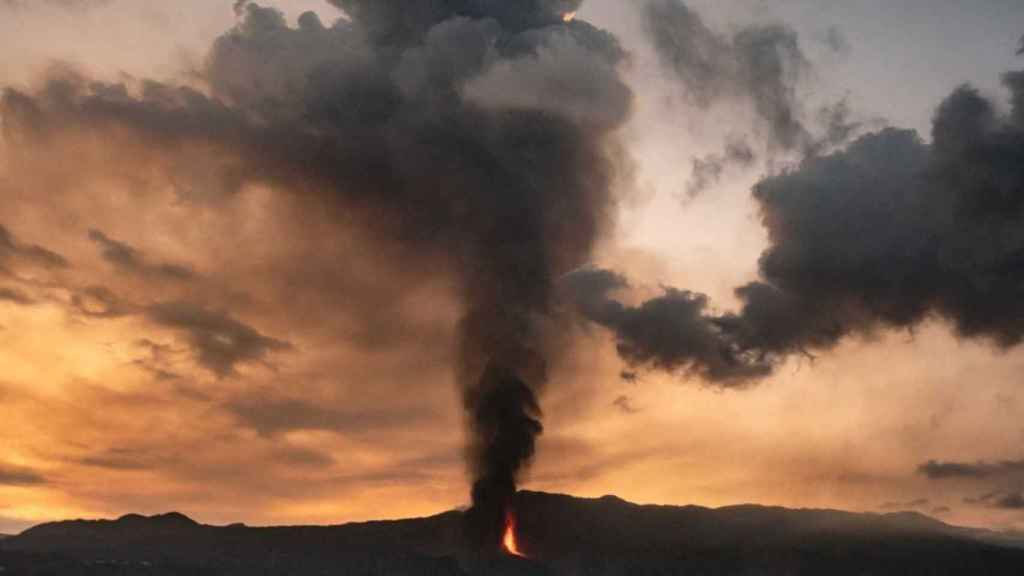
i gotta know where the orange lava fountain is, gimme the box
[502,509,526,557]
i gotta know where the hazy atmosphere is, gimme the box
[2,0,1024,541]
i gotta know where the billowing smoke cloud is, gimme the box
[568,61,1024,385]
[644,0,809,151]
[564,268,772,384]
[1,0,631,550]
[644,0,864,197]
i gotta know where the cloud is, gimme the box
[879,498,929,510]
[78,447,162,471]
[823,26,850,55]
[0,463,46,486]
[962,491,1024,510]
[563,267,772,385]
[0,224,68,269]
[147,301,290,377]
[87,229,194,281]
[222,394,430,438]
[996,493,1024,510]
[686,137,756,196]
[71,285,134,318]
[922,459,1024,511]
[643,1,866,195]
[918,460,1024,480]
[0,286,34,306]
[644,0,810,151]
[568,65,1024,386]
[612,395,639,414]
[965,491,1002,505]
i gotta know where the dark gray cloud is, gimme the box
[87,229,194,281]
[568,64,1024,385]
[963,491,1024,510]
[564,267,772,385]
[645,1,865,195]
[922,459,1024,511]
[687,137,756,196]
[644,0,810,151]
[918,459,1024,480]
[811,98,863,154]
[823,26,850,56]
[147,301,290,377]
[0,224,68,269]
[0,463,46,486]
[222,394,427,437]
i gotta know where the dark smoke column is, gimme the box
[325,0,633,552]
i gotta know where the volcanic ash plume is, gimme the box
[567,58,1024,387]
[0,0,632,550]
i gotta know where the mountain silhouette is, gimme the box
[2,491,1023,575]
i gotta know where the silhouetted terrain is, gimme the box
[3,491,1024,575]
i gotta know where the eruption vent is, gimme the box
[502,509,526,557]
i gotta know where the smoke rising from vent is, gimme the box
[568,62,1024,385]
[0,0,631,549]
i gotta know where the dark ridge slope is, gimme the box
[3,491,1023,575]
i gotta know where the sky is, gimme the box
[1,0,1024,536]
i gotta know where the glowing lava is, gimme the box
[562,11,577,22]
[502,510,526,557]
